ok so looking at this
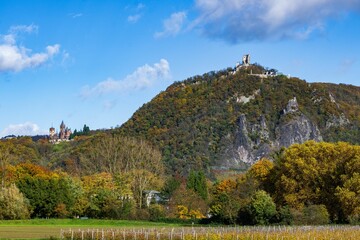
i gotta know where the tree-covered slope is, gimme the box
[119,65,360,175]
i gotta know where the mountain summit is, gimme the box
[119,63,360,175]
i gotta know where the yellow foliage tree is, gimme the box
[248,158,274,183]
[273,141,360,222]
[176,205,205,219]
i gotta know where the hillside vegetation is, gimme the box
[119,65,360,174]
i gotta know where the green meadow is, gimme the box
[0,219,181,239]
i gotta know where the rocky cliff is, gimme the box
[223,97,323,168]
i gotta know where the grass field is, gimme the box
[0,219,182,239]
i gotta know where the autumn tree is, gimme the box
[167,184,207,219]
[0,142,12,188]
[247,158,274,193]
[210,174,259,224]
[79,134,164,208]
[209,178,238,223]
[80,172,137,219]
[272,141,360,222]
[334,146,360,222]
[248,158,273,182]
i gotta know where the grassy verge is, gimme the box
[0,218,182,227]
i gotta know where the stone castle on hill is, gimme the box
[49,121,72,144]
[234,54,279,78]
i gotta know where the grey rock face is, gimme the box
[276,97,322,147]
[326,113,350,129]
[224,97,323,169]
[232,114,253,164]
[224,114,272,167]
[283,97,299,114]
[276,114,323,148]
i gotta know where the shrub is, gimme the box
[148,204,165,221]
[292,205,330,225]
[278,205,293,225]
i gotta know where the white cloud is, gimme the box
[338,58,357,73]
[192,0,360,42]
[81,59,170,97]
[155,12,187,38]
[61,50,70,64]
[0,25,60,72]
[103,100,117,110]
[128,14,142,23]
[136,3,145,10]
[0,44,60,72]
[126,3,145,23]
[10,24,38,34]
[1,122,47,137]
[70,13,83,18]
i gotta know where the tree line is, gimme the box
[0,136,359,225]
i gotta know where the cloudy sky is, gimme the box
[0,0,359,137]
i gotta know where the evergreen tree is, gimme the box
[186,170,208,200]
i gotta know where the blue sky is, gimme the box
[0,0,359,137]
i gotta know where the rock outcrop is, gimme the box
[225,97,323,167]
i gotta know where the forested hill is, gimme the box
[118,64,360,175]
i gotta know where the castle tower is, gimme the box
[242,54,250,66]
[59,121,66,140]
[65,127,72,140]
[49,127,56,141]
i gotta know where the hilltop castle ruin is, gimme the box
[234,54,282,78]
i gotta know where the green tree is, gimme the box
[162,176,181,200]
[17,176,76,218]
[186,170,208,200]
[12,164,77,218]
[246,190,277,225]
[83,124,90,134]
[0,184,30,219]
